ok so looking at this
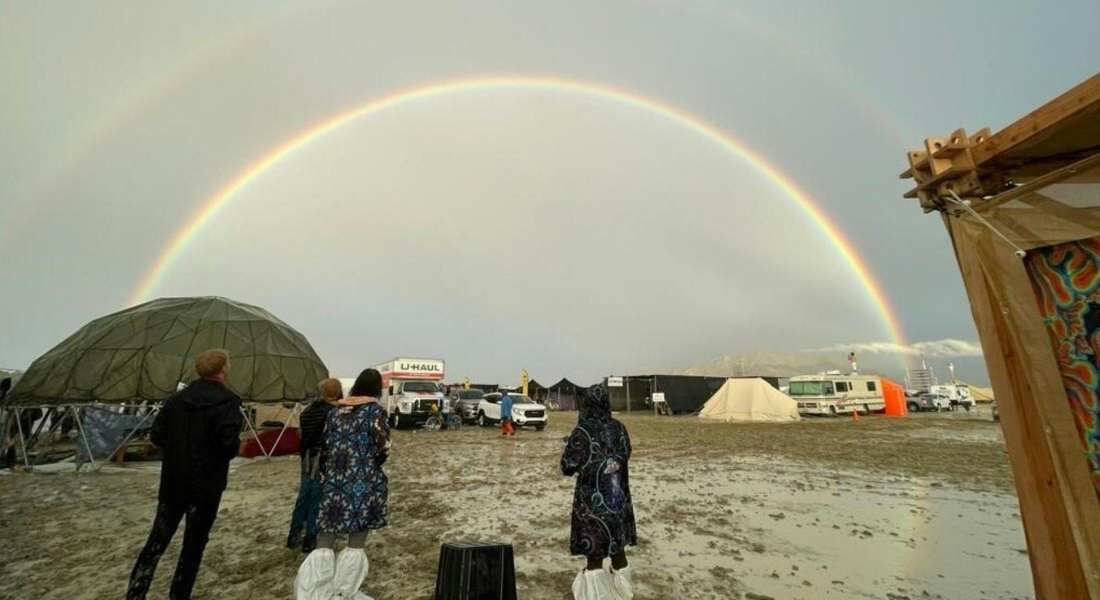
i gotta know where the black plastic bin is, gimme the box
[434,542,517,600]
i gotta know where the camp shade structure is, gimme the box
[899,73,1100,598]
[698,378,799,422]
[547,378,589,411]
[5,296,329,407]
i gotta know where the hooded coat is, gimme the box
[560,385,636,558]
[150,378,243,504]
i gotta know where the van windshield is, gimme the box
[403,381,439,393]
[789,381,835,396]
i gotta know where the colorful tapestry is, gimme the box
[1026,238,1100,498]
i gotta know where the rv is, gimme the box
[374,357,446,428]
[929,384,974,410]
[789,372,886,416]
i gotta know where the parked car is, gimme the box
[906,391,951,412]
[477,392,548,430]
[449,388,485,423]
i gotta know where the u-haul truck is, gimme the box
[374,357,446,428]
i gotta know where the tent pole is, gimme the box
[71,406,97,473]
[264,403,300,460]
[99,407,159,472]
[24,407,52,455]
[14,407,31,470]
[240,406,267,457]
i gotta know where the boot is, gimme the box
[333,548,369,599]
[294,548,335,600]
[571,568,611,600]
[608,565,634,600]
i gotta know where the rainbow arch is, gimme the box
[129,75,907,346]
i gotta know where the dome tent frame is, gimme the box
[3,297,328,472]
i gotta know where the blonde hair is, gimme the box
[195,349,230,378]
[319,378,343,401]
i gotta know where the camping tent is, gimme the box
[882,378,908,417]
[526,379,549,403]
[5,296,328,406]
[3,297,328,468]
[548,378,588,411]
[698,378,799,422]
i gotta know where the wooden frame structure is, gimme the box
[901,72,1100,600]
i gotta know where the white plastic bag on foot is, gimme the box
[609,566,634,600]
[571,568,611,600]
[295,548,335,600]
[333,548,369,599]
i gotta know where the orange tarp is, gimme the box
[882,378,907,417]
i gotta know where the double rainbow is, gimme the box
[128,75,906,346]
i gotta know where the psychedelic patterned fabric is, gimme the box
[317,402,390,535]
[1026,238,1100,497]
[560,385,637,558]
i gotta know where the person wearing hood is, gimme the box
[500,390,516,436]
[561,384,636,600]
[287,377,343,553]
[127,349,243,600]
[296,368,390,600]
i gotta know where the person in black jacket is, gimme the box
[126,349,243,600]
[287,377,342,553]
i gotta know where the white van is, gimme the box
[790,373,886,416]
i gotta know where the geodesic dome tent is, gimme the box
[5,296,329,407]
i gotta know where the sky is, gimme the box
[2,0,1099,385]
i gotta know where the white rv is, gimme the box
[373,357,446,428]
[790,372,886,416]
[929,384,974,410]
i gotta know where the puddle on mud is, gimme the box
[637,456,1032,599]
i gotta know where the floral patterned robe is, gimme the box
[317,402,390,535]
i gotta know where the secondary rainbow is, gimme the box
[129,75,907,345]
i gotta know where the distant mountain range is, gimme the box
[667,351,990,386]
[669,351,854,379]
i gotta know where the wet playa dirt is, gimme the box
[0,412,1031,599]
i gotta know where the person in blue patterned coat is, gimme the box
[295,368,389,600]
[561,384,636,599]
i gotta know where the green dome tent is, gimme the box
[5,296,329,407]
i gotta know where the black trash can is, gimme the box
[434,542,517,600]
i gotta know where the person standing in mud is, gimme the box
[561,384,636,600]
[295,368,389,600]
[286,377,342,553]
[126,349,243,600]
[500,390,515,436]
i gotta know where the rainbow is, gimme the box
[128,75,907,345]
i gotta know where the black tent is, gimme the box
[548,378,589,411]
[526,379,549,403]
[608,375,728,414]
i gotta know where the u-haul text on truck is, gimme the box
[374,357,446,428]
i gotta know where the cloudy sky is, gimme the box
[3,1,1098,385]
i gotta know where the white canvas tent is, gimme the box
[698,378,800,422]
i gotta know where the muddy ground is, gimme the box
[0,411,1032,599]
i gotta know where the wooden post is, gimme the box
[941,200,1100,600]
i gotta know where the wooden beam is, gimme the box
[973,72,1100,165]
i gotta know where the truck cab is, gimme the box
[790,372,886,416]
[374,357,446,428]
